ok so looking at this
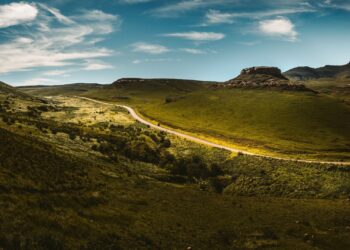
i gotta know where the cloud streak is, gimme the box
[151,0,229,17]
[204,6,316,25]
[163,31,225,41]
[132,42,170,54]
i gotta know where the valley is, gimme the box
[21,67,350,162]
[1,63,349,249]
[1,0,349,248]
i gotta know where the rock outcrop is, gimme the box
[223,66,309,91]
[240,67,287,79]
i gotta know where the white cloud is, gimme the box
[163,31,225,41]
[120,0,153,4]
[83,61,114,71]
[322,1,350,11]
[205,10,235,24]
[132,42,170,54]
[43,70,69,76]
[204,7,315,25]
[151,0,227,17]
[180,48,206,54]
[78,10,119,22]
[132,58,181,64]
[132,60,142,64]
[237,41,260,46]
[37,3,74,25]
[19,78,60,86]
[0,4,119,74]
[259,17,298,41]
[0,2,38,28]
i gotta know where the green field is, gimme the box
[20,80,350,161]
[1,91,350,249]
[137,89,350,160]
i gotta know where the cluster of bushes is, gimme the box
[1,116,15,126]
[91,127,172,164]
[165,156,223,179]
[165,96,184,104]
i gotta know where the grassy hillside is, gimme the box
[18,83,103,97]
[20,79,350,160]
[1,81,40,101]
[137,88,350,160]
[284,62,350,80]
[1,93,350,249]
[57,81,348,161]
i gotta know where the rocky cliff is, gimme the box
[224,67,308,91]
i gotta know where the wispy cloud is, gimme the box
[0,3,120,74]
[150,0,229,17]
[83,60,114,71]
[204,6,316,25]
[0,2,38,28]
[205,10,235,24]
[19,77,60,86]
[37,3,74,25]
[237,41,260,46]
[132,58,181,64]
[119,0,153,4]
[321,0,350,11]
[132,42,170,54]
[180,48,207,54]
[259,17,298,42]
[43,70,70,76]
[163,31,225,41]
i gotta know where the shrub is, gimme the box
[209,177,225,193]
[210,163,224,177]
[69,133,77,140]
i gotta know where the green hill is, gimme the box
[284,61,350,80]
[19,76,350,160]
[284,62,350,104]
[133,88,350,160]
[82,78,350,160]
[0,81,37,101]
[18,83,103,96]
[1,93,350,249]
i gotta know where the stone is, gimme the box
[240,67,287,79]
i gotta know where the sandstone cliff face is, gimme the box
[223,66,308,91]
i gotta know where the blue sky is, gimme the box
[0,0,349,86]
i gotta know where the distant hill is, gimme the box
[112,78,216,91]
[0,81,39,101]
[19,83,103,96]
[224,67,308,91]
[284,62,350,80]
[0,81,17,94]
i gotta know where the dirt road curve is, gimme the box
[78,96,350,166]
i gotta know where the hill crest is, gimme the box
[223,67,308,91]
[284,61,350,80]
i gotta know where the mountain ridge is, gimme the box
[284,61,350,80]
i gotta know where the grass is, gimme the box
[58,82,350,161]
[1,128,350,249]
[1,93,350,249]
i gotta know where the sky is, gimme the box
[0,0,349,86]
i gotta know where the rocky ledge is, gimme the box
[223,66,309,91]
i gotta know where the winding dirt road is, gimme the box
[78,96,350,166]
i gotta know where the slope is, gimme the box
[284,61,350,81]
